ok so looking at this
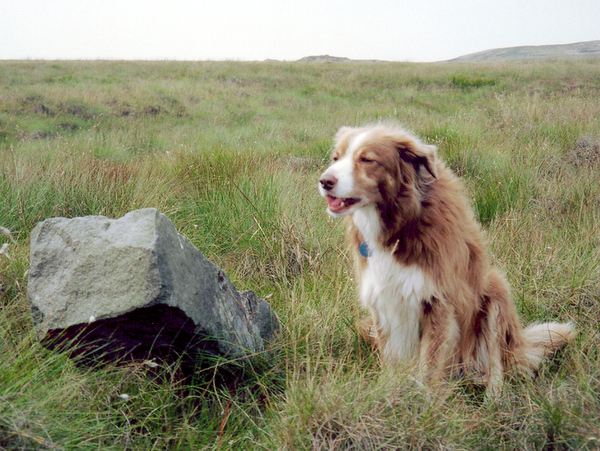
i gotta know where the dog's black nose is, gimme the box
[319,174,338,191]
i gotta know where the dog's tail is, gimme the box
[520,322,576,373]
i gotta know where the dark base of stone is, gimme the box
[41,304,223,368]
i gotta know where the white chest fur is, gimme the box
[353,208,432,364]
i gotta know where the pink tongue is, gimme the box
[327,195,343,208]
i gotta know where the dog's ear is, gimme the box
[395,135,438,182]
[414,142,438,181]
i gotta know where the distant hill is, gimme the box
[297,55,351,63]
[296,55,384,63]
[448,40,600,63]
[295,41,600,64]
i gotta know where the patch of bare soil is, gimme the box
[568,136,600,168]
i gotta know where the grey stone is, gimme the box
[27,208,279,363]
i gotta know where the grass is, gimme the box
[1,58,599,449]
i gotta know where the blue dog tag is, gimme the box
[359,241,372,258]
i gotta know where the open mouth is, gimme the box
[326,195,360,214]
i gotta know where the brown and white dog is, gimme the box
[318,124,575,396]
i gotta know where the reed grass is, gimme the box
[1,58,599,449]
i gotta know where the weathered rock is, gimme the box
[27,208,279,364]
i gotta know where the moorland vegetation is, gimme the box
[1,58,599,449]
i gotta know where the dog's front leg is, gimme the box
[357,314,380,348]
[418,297,460,387]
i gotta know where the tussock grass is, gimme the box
[1,59,599,449]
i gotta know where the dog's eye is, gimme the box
[332,156,339,162]
[360,157,375,163]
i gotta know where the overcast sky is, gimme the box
[1,0,599,62]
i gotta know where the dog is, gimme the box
[318,124,575,396]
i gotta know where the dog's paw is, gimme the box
[358,317,379,347]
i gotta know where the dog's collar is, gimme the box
[360,239,400,257]
[359,241,372,258]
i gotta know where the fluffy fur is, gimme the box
[318,124,575,396]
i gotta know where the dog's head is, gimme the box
[318,124,438,218]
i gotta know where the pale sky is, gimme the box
[1,0,599,62]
